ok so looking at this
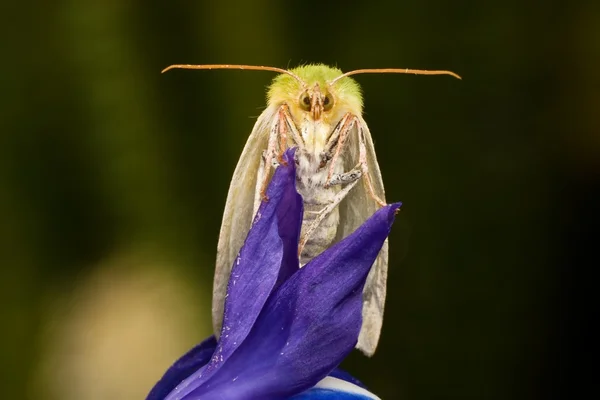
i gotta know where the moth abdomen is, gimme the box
[300,205,340,264]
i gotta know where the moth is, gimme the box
[162,63,460,356]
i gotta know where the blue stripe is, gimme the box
[289,388,374,400]
[329,368,367,389]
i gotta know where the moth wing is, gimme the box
[337,115,388,357]
[212,106,277,337]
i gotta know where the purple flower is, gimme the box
[147,149,401,400]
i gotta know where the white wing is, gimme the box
[336,115,388,357]
[212,105,278,337]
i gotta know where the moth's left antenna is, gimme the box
[161,64,305,86]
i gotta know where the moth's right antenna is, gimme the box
[330,68,462,85]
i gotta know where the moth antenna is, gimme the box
[161,64,306,86]
[329,68,462,85]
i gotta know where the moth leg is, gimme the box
[328,164,362,186]
[357,123,387,207]
[320,113,351,168]
[254,149,283,215]
[259,116,282,201]
[323,113,354,185]
[269,155,280,168]
[281,104,304,147]
[260,105,304,200]
[298,178,361,257]
[277,107,288,164]
[253,151,269,216]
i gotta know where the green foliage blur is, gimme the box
[1,1,598,399]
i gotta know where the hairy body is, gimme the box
[209,65,388,356]
[296,147,345,265]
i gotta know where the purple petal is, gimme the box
[165,149,303,399]
[218,148,302,361]
[185,203,401,399]
[146,336,217,400]
[273,150,303,286]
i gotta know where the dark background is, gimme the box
[1,1,598,399]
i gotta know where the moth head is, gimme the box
[297,83,335,121]
[269,64,364,125]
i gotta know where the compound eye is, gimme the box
[323,94,334,111]
[299,92,311,111]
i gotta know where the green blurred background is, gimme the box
[1,1,598,399]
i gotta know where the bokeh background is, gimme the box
[1,1,598,399]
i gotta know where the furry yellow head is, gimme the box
[267,64,363,128]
